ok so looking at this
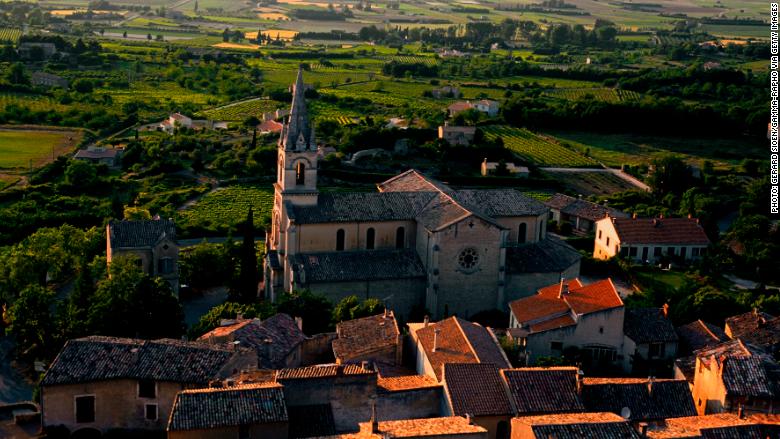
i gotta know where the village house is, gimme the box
[259,119,284,134]
[198,313,307,369]
[622,307,678,376]
[74,145,123,168]
[376,374,441,422]
[438,124,477,146]
[274,363,377,435]
[676,320,728,355]
[333,311,402,366]
[319,416,489,439]
[447,100,499,117]
[724,309,780,355]
[441,363,514,439]
[507,278,624,370]
[40,336,256,435]
[166,383,288,439]
[407,316,511,381]
[510,412,640,439]
[18,42,57,59]
[480,159,529,178]
[159,113,193,133]
[431,85,461,99]
[545,193,628,233]
[580,378,697,425]
[265,68,581,320]
[593,216,710,263]
[31,71,69,88]
[106,219,180,293]
[501,367,585,416]
[690,339,780,416]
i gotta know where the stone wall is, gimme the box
[377,387,442,421]
[307,278,425,322]
[168,422,287,439]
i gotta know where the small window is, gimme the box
[296,162,305,185]
[550,341,563,352]
[138,379,156,398]
[667,246,675,256]
[648,342,665,358]
[395,227,405,249]
[606,237,610,247]
[158,257,174,275]
[599,326,604,334]
[654,247,662,257]
[680,247,687,258]
[75,395,95,424]
[598,230,602,240]
[629,247,637,257]
[145,404,158,421]
[518,223,527,244]
[336,229,345,251]
[366,228,375,250]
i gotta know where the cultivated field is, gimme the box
[0,127,83,169]
[178,184,274,232]
[483,126,598,168]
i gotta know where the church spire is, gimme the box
[280,65,314,151]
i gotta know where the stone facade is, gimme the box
[593,217,710,263]
[106,219,180,293]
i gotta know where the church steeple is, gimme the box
[280,66,315,151]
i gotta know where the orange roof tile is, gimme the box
[377,374,440,392]
[610,217,710,245]
[333,312,399,362]
[198,320,253,339]
[645,414,754,438]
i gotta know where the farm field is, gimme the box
[482,125,598,168]
[542,170,637,196]
[196,98,285,121]
[177,184,274,232]
[545,131,763,167]
[0,127,83,169]
[0,27,22,43]
[543,88,641,103]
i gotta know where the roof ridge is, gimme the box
[452,317,482,363]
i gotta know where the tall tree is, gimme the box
[237,208,258,303]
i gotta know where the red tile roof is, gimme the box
[501,367,585,415]
[377,374,440,392]
[509,279,623,333]
[275,363,375,380]
[609,217,710,245]
[443,363,514,416]
[333,312,399,362]
[645,414,755,438]
[412,317,510,380]
[199,320,254,339]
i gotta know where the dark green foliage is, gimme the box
[179,241,236,290]
[235,208,258,303]
[188,301,276,339]
[276,290,333,335]
[332,295,385,323]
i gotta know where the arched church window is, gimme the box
[366,228,375,250]
[336,229,345,251]
[518,223,527,244]
[296,162,305,186]
[395,227,405,249]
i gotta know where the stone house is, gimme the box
[159,113,193,133]
[438,125,476,146]
[442,363,514,439]
[544,193,628,233]
[31,71,68,88]
[690,339,780,416]
[500,367,585,416]
[724,310,780,355]
[376,375,442,422]
[507,278,624,369]
[676,320,728,355]
[18,42,57,59]
[107,219,179,293]
[74,145,123,168]
[266,68,581,320]
[319,416,489,439]
[333,311,402,366]
[622,307,678,376]
[166,383,288,439]
[431,86,461,99]
[407,316,511,381]
[580,378,696,425]
[198,313,307,369]
[274,364,377,435]
[593,217,710,263]
[480,159,529,178]
[511,412,640,439]
[40,336,256,435]
[472,100,500,117]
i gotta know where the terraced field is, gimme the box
[543,88,641,103]
[483,125,598,167]
[0,28,22,43]
[197,98,285,121]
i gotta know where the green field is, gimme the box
[196,98,285,121]
[0,27,22,43]
[178,184,274,231]
[543,88,641,103]
[0,128,82,169]
[483,125,598,167]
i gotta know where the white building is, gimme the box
[593,216,710,263]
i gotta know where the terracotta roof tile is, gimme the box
[377,374,440,392]
[333,312,399,363]
[609,217,710,245]
[289,404,336,438]
[199,320,253,339]
[645,414,755,438]
[293,249,425,283]
[725,311,775,338]
[276,363,375,380]
[581,378,696,420]
[443,363,514,417]
[677,320,728,353]
[725,311,780,352]
[623,308,678,344]
[317,417,487,439]
[695,339,778,398]
[167,383,287,431]
[513,412,640,439]
[501,367,584,415]
[505,236,582,275]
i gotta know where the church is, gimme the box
[264,68,582,320]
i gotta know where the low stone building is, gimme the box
[545,193,628,233]
[580,378,696,424]
[40,336,256,435]
[508,278,624,370]
[724,310,780,355]
[407,316,511,381]
[480,159,529,178]
[622,307,678,376]
[442,363,514,439]
[74,145,122,167]
[333,311,402,366]
[593,216,710,263]
[511,412,640,439]
[107,219,179,293]
[690,339,780,416]
[438,125,476,146]
[376,375,441,422]
[31,71,68,88]
[500,367,585,416]
[198,313,307,369]
[167,383,288,439]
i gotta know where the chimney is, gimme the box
[424,315,430,327]
[639,423,649,438]
[432,328,441,352]
[236,313,243,321]
[576,370,584,394]
[738,404,745,419]
[361,360,370,370]
[632,213,637,219]
[558,279,568,299]
[647,376,654,396]
[370,401,379,433]
[465,413,473,425]
[295,316,303,331]
[662,303,669,319]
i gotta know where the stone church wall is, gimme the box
[307,278,426,322]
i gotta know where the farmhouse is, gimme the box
[438,124,476,146]
[593,216,710,263]
[106,219,180,293]
[545,193,628,233]
[74,145,122,167]
[31,71,68,88]
[265,68,581,320]
[481,159,529,178]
